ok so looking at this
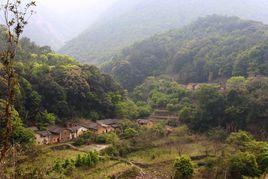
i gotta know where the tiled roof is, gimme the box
[78,120,99,130]
[28,126,39,131]
[68,125,84,132]
[47,126,65,134]
[36,131,51,137]
[137,119,151,124]
[97,119,119,125]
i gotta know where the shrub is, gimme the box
[257,151,268,175]
[226,131,254,148]
[96,132,119,144]
[73,138,85,147]
[229,152,260,178]
[123,128,139,138]
[208,128,228,142]
[52,161,62,173]
[173,155,194,179]
[103,145,120,157]
[73,131,94,146]
[136,101,152,118]
[96,135,106,144]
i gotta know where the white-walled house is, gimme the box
[35,131,51,145]
[68,125,88,139]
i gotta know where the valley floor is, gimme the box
[15,126,221,179]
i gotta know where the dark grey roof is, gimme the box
[28,126,39,131]
[97,119,119,125]
[137,119,151,124]
[36,131,51,137]
[68,126,84,132]
[78,120,99,130]
[47,126,65,134]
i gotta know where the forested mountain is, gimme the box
[60,0,268,63]
[0,25,127,128]
[102,16,268,90]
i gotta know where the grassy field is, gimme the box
[14,126,220,178]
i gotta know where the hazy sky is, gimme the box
[40,0,118,15]
[38,0,119,31]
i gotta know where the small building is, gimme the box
[137,119,154,128]
[49,134,60,144]
[99,123,114,133]
[68,125,88,139]
[78,120,107,135]
[97,119,120,129]
[35,131,50,145]
[47,126,72,142]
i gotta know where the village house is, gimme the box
[68,125,88,139]
[97,119,120,130]
[34,131,51,145]
[47,126,72,142]
[137,119,154,128]
[49,133,60,144]
[78,120,108,135]
[30,119,121,145]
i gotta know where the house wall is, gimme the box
[77,127,88,136]
[50,135,60,144]
[35,134,49,145]
[70,132,77,140]
[106,126,114,132]
[60,129,72,142]
[96,126,107,135]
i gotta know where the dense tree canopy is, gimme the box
[0,27,131,127]
[133,76,268,136]
[103,15,268,90]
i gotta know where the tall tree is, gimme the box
[0,0,36,175]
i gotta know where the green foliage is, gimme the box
[226,76,248,92]
[74,151,99,168]
[179,105,200,130]
[173,155,194,179]
[0,34,129,126]
[207,128,228,142]
[0,101,35,147]
[153,121,166,136]
[136,101,152,118]
[115,100,139,119]
[61,0,268,64]
[133,77,187,110]
[123,128,139,139]
[52,161,62,173]
[96,132,119,144]
[257,150,268,174]
[104,16,268,90]
[134,76,268,135]
[229,152,260,178]
[226,131,254,147]
[207,131,268,178]
[53,151,100,175]
[118,119,140,132]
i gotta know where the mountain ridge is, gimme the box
[102,15,268,90]
[59,0,268,63]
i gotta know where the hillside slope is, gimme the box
[0,25,125,126]
[60,0,268,63]
[102,16,268,90]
